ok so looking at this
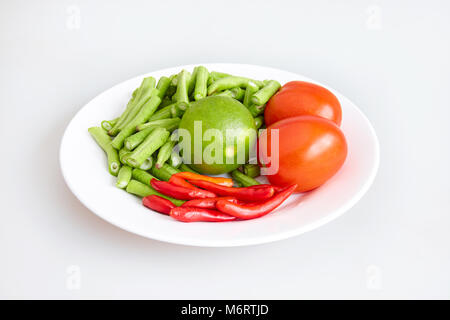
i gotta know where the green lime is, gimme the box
[179,96,257,175]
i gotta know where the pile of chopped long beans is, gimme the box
[88,66,292,222]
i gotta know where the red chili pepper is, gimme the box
[188,179,275,202]
[168,175,200,190]
[170,207,236,222]
[151,179,216,200]
[174,172,233,187]
[215,184,297,220]
[181,197,238,209]
[142,195,176,215]
[272,186,283,192]
[248,184,283,192]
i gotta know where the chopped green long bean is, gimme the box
[159,97,173,109]
[156,140,176,169]
[169,151,182,168]
[117,87,156,131]
[119,148,132,165]
[248,103,266,117]
[173,70,189,103]
[124,128,153,150]
[242,164,260,178]
[132,77,156,105]
[243,81,260,108]
[251,80,281,105]
[108,86,142,136]
[231,170,260,187]
[127,127,170,167]
[188,66,200,95]
[166,85,176,99]
[131,87,139,99]
[108,102,135,137]
[88,127,121,176]
[208,76,264,95]
[156,76,171,99]
[213,90,234,98]
[170,102,188,118]
[101,118,118,131]
[147,105,172,121]
[193,66,209,101]
[231,87,245,101]
[118,86,156,129]
[171,74,178,86]
[254,116,264,129]
[116,165,132,189]
[110,77,156,135]
[138,157,153,170]
[179,163,198,174]
[111,92,161,150]
[184,71,192,97]
[132,168,159,184]
[148,102,187,121]
[208,71,231,85]
[136,118,181,132]
[150,163,180,181]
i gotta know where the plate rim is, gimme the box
[59,62,380,247]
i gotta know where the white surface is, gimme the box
[1,0,449,299]
[60,63,379,247]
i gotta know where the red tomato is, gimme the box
[265,81,342,126]
[258,116,347,193]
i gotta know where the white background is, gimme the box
[1,0,449,299]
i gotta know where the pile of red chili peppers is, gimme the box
[142,171,297,222]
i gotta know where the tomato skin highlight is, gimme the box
[258,116,347,193]
[265,81,342,126]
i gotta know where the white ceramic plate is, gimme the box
[60,63,379,247]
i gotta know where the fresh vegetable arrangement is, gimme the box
[88,66,347,222]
